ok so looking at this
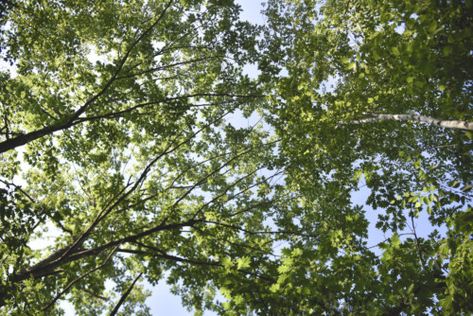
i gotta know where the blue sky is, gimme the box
[238,0,265,24]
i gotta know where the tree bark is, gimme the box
[0,122,71,154]
[353,113,473,131]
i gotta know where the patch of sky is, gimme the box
[226,108,261,129]
[0,21,17,77]
[0,58,17,78]
[237,0,266,25]
[394,22,406,35]
[410,13,419,20]
[242,62,260,79]
[318,74,341,95]
[85,43,115,65]
[146,278,192,316]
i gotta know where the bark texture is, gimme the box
[354,113,473,131]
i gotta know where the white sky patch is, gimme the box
[242,63,260,79]
[151,40,166,65]
[28,220,63,251]
[151,40,166,51]
[318,74,340,95]
[394,22,406,35]
[0,21,17,77]
[236,0,266,25]
[410,13,419,20]
[226,108,260,129]
[146,275,219,316]
[347,30,363,50]
[59,300,75,316]
[0,59,17,78]
[85,43,116,65]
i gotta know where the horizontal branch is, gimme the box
[203,220,319,239]
[353,113,473,131]
[118,247,219,267]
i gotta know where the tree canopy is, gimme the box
[0,0,472,315]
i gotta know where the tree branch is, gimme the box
[0,0,174,154]
[42,246,117,311]
[109,272,143,316]
[353,113,473,131]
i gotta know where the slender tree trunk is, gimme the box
[353,113,473,131]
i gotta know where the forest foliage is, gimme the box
[0,0,472,314]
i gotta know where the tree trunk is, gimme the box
[353,113,473,131]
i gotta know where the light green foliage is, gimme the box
[259,0,473,314]
[0,0,472,315]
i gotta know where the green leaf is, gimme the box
[236,257,251,270]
